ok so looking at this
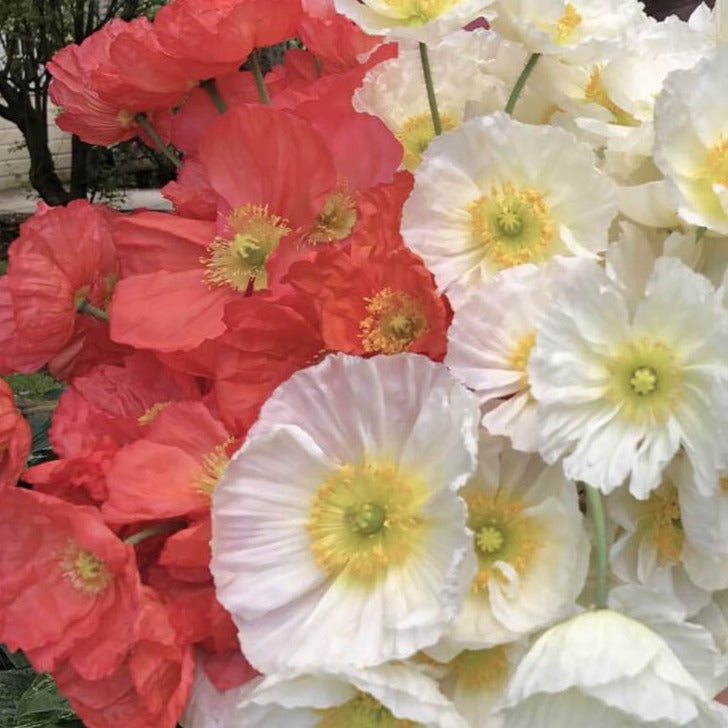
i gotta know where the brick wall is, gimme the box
[0,112,71,191]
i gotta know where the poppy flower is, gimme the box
[102,401,235,523]
[0,488,142,679]
[2,200,126,380]
[286,245,450,360]
[0,379,30,489]
[50,352,202,459]
[54,588,194,728]
[154,0,302,74]
[48,19,178,146]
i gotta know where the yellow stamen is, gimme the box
[61,541,111,595]
[374,0,458,25]
[556,3,582,44]
[307,461,427,584]
[449,646,509,692]
[137,401,172,426]
[396,112,458,170]
[203,204,290,292]
[317,691,415,727]
[359,288,429,355]
[704,135,728,188]
[469,183,555,270]
[194,437,234,497]
[308,191,357,244]
[584,66,638,126]
[509,330,536,390]
[642,484,684,565]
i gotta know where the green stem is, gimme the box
[77,299,109,322]
[586,485,608,609]
[505,52,541,116]
[250,49,271,106]
[201,78,227,114]
[124,523,178,546]
[418,42,442,136]
[134,113,183,169]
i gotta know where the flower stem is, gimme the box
[124,522,178,546]
[586,485,608,609]
[134,113,183,169]
[505,52,541,116]
[419,42,442,136]
[201,78,227,114]
[77,299,109,322]
[250,49,271,106]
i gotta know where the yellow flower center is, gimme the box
[116,109,136,129]
[608,337,682,423]
[584,66,638,126]
[509,330,536,390]
[308,191,357,244]
[448,646,509,692]
[465,493,539,594]
[307,462,427,584]
[642,484,684,565]
[371,0,458,24]
[137,401,172,426]
[469,183,555,270]
[61,541,111,595]
[704,135,728,188]
[396,112,458,171]
[194,438,234,497]
[359,288,430,355]
[203,204,290,292]
[317,692,416,727]
[555,3,582,44]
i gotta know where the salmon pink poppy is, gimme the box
[1,200,124,379]
[50,352,202,459]
[0,488,142,679]
[54,588,194,728]
[0,379,30,489]
[102,401,235,523]
[154,0,302,74]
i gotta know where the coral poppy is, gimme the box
[102,401,235,523]
[54,588,195,728]
[50,352,202,459]
[0,379,31,489]
[1,200,125,380]
[286,245,450,360]
[0,488,142,679]
[154,0,302,74]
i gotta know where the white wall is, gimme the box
[0,113,72,191]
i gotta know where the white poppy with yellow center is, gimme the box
[226,664,469,727]
[334,0,496,44]
[496,609,728,727]
[528,256,728,498]
[446,260,584,452]
[211,353,480,672]
[442,435,589,648]
[490,0,648,62]
[654,47,728,235]
[401,112,616,305]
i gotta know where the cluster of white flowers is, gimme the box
[184,0,728,725]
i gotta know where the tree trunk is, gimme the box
[21,108,71,206]
[70,134,90,200]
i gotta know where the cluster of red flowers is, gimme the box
[0,1,452,725]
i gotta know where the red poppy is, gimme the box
[154,0,302,74]
[50,352,202,459]
[161,157,217,220]
[298,0,383,71]
[54,588,194,728]
[201,648,259,691]
[2,200,127,380]
[286,244,450,360]
[23,441,117,507]
[48,20,177,146]
[213,291,325,435]
[0,488,142,679]
[0,379,30,489]
[102,401,235,523]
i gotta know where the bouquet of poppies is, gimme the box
[3,0,728,725]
